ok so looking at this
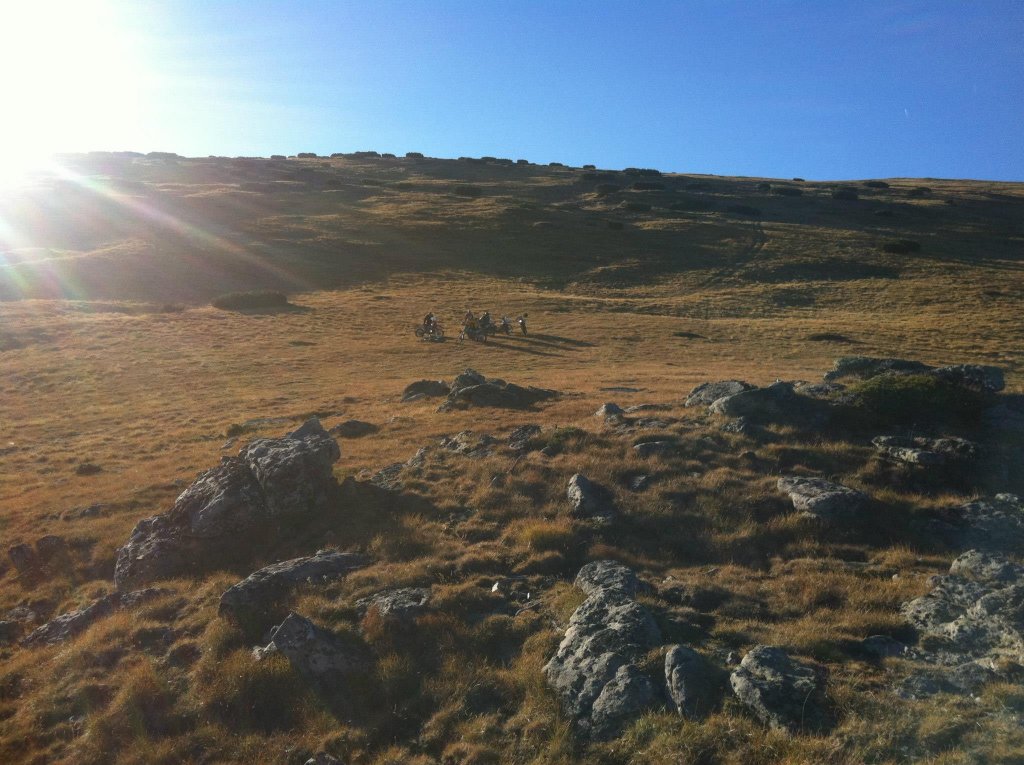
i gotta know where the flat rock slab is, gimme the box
[729,645,828,732]
[872,435,978,465]
[219,551,369,624]
[356,587,431,626]
[777,476,867,521]
[941,494,1024,554]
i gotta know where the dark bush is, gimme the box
[792,177,805,182]
[381,152,396,158]
[621,201,652,212]
[726,204,762,217]
[846,374,985,428]
[351,151,381,158]
[772,186,803,196]
[756,182,772,191]
[211,291,290,311]
[549,162,565,167]
[452,184,483,197]
[297,152,318,158]
[686,181,712,191]
[330,153,345,158]
[832,188,859,200]
[405,151,424,159]
[607,221,625,230]
[907,186,931,197]
[481,156,497,162]
[325,179,344,189]
[864,180,889,189]
[582,164,596,170]
[583,172,617,182]
[632,181,665,191]
[881,239,922,254]
[596,183,622,195]
[361,178,384,185]
[874,209,895,218]
[516,159,529,164]
[146,151,179,159]
[270,154,286,160]
[494,158,514,165]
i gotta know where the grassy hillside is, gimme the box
[1,154,1023,765]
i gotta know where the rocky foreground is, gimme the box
[3,357,1024,763]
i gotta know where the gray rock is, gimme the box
[824,356,934,382]
[114,419,341,590]
[872,435,979,465]
[595,402,625,418]
[402,379,450,401]
[710,382,829,426]
[950,549,1024,583]
[442,369,558,411]
[567,474,617,520]
[665,645,725,718]
[8,543,38,577]
[721,417,754,435]
[896,662,998,699]
[22,588,168,646]
[729,645,827,732]
[629,475,650,492]
[946,494,1024,554]
[575,560,640,598]
[633,441,676,458]
[507,424,542,451]
[931,364,1004,394]
[329,420,378,438]
[777,476,868,521]
[356,587,431,625]
[625,403,672,413]
[451,368,487,391]
[219,551,369,624]
[440,430,500,457]
[685,380,754,407]
[544,564,661,740]
[254,612,367,696]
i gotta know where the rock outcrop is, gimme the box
[932,494,1024,554]
[356,587,432,627]
[777,476,868,521]
[114,419,341,590]
[872,435,979,465]
[729,645,828,731]
[685,380,754,408]
[544,561,662,740]
[440,368,558,411]
[824,356,1004,393]
[402,379,450,402]
[709,382,830,426]
[219,551,368,624]
[575,560,640,598]
[23,588,168,646]
[664,644,725,719]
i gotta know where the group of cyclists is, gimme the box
[418,310,527,341]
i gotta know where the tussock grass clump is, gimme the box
[845,373,986,428]
[211,290,289,310]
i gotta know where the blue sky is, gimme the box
[17,0,1024,180]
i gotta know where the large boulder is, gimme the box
[22,588,168,647]
[329,419,378,438]
[115,419,341,590]
[777,477,868,521]
[824,357,1004,394]
[664,645,725,719]
[902,550,1024,667]
[872,435,979,465]
[544,563,662,740]
[219,551,369,625]
[933,494,1024,554]
[253,612,368,697]
[575,560,640,598]
[567,474,617,521]
[709,382,829,426]
[729,645,828,732]
[441,369,558,411]
[356,587,432,627]
[685,380,754,407]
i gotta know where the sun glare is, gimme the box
[0,0,146,186]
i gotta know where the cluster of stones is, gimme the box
[544,561,827,740]
[402,369,558,411]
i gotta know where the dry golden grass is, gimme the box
[1,157,1023,763]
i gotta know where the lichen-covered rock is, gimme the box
[685,380,754,407]
[441,369,558,411]
[254,612,368,695]
[777,476,868,521]
[872,435,978,465]
[729,645,828,732]
[824,357,934,382]
[944,495,1024,554]
[664,645,725,719]
[567,474,617,520]
[575,560,640,598]
[507,424,542,451]
[439,430,500,457]
[329,419,378,438]
[22,588,168,646]
[633,441,676,458]
[115,419,341,590]
[219,551,368,624]
[931,364,1005,394]
[595,402,625,418]
[544,563,661,740]
[356,587,431,626]
[710,382,830,426]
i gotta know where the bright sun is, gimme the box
[0,0,145,186]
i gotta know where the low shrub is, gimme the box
[381,152,396,158]
[757,182,772,191]
[792,177,805,182]
[864,180,890,189]
[726,204,761,217]
[270,154,286,160]
[632,181,665,191]
[607,221,625,230]
[583,172,616,182]
[516,158,529,164]
[772,185,803,196]
[907,186,932,197]
[330,152,345,158]
[846,373,986,428]
[832,188,859,200]
[548,162,565,167]
[881,239,922,254]
[669,197,714,212]
[211,291,290,310]
[596,183,622,195]
[297,152,317,158]
[582,164,596,169]
[622,201,652,212]
[405,151,424,159]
